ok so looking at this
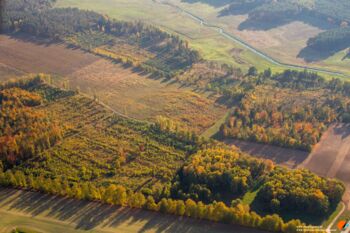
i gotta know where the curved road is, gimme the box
[161,1,350,79]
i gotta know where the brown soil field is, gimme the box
[0,62,25,81]
[300,124,350,209]
[226,139,309,169]
[0,35,99,76]
[0,188,268,233]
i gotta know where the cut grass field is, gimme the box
[0,35,227,133]
[0,188,268,233]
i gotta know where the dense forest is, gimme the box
[257,168,344,215]
[171,148,272,203]
[304,27,350,57]
[2,0,200,77]
[220,70,350,151]
[0,83,61,165]
[0,77,344,232]
[171,148,344,216]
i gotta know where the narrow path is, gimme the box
[326,202,346,233]
[159,1,350,79]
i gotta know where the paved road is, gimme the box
[159,1,350,79]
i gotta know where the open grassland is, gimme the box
[0,35,227,133]
[0,188,267,233]
[55,0,284,73]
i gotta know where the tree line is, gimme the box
[305,27,350,55]
[0,167,318,233]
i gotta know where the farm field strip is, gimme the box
[225,139,309,169]
[0,188,267,233]
[300,124,350,209]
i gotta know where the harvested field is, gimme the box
[226,139,309,169]
[0,188,268,233]
[0,34,99,76]
[300,124,350,209]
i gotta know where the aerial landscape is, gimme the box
[0,0,350,232]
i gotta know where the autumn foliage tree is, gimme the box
[0,87,62,164]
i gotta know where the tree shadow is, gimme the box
[218,2,336,31]
[0,188,268,233]
[219,1,265,17]
[6,32,65,48]
[298,43,350,62]
[250,196,338,226]
[237,12,336,31]
[181,0,233,8]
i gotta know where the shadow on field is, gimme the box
[0,188,266,233]
[7,32,68,49]
[181,0,232,8]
